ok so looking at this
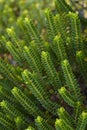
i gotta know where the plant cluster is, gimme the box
[0,0,87,130]
[0,0,54,35]
[0,0,54,54]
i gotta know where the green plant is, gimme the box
[0,0,87,129]
[0,0,54,55]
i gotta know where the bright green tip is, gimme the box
[76,101,81,106]
[23,69,28,75]
[68,12,78,19]
[82,112,87,119]
[0,100,6,107]
[76,51,82,57]
[6,28,13,33]
[24,46,28,50]
[54,35,60,42]
[42,51,47,56]
[36,116,42,122]
[44,8,50,14]
[11,87,18,93]
[24,17,31,23]
[25,17,29,22]
[15,116,22,123]
[25,126,34,130]
[59,87,66,93]
[6,41,11,46]
[62,59,68,65]
[59,107,65,113]
[55,119,62,125]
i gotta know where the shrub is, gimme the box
[0,0,87,129]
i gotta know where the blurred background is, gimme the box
[0,0,87,60]
[0,0,87,34]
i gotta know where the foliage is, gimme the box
[0,0,87,130]
[0,0,54,54]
